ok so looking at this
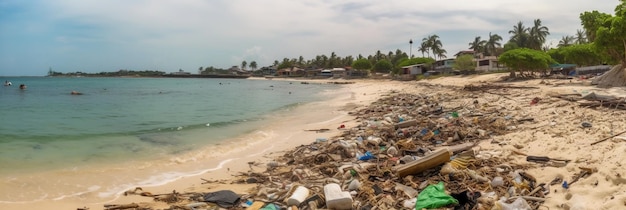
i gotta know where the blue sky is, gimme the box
[0,0,618,76]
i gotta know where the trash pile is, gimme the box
[228,89,550,210]
[105,84,578,210]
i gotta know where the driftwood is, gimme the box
[552,93,626,110]
[463,84,539,91]
[590,130,626,145]
[104,203,139,210]
[393,148,451,177]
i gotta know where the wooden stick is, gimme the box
[590,130,626,145]
[104,203,139,210]
[507,196,546,202]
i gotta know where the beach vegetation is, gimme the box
[421,34,446,60]
[397,57,435,67]
[575,29,588,44]
[499,48,554,77]
[453,55,475,71]
[468,36,486,53]
[469,33,504,56]
[505,19,550,51]
[484,32,503,56]
[352,58,372,71]
[373,60,393,73]
[548,44,604,66]
[249,61,258,71]
[580,0,626,67]
[241,61,247,70]
[578,0,626,87]
[558,36,575,47]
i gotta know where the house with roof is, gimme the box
[277,67,305,77]
[475,56,506,71]
[454,50,477,58]
[400,64,428,75]
[433,58,455,74]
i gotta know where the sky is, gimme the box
[0,0,619,76]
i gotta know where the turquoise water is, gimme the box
[0,77,338,175]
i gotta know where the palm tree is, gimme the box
[528,19,550,50]
[468,36,486,53]
[558,35,575,47]
[241,61,247,70]
[250,61,257,71]
[423,34,442,59]
[418,42,428,57]
[435,48,447,60]
[509,21,529,48]
[484,32,503,56]
[575,29,587,44]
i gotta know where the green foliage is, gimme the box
[547,48,566,64]
[453,55,475,70]
[565,44,605,66]
[581,1,626,66]
[503,42,520,52]
[249,61,258,70]
[499,48,554,76]
[372,59,393,73]
[397,57,435,67]
[352,58,372,70]
[580,10,613,42]
[276,63,290,70]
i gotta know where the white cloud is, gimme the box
[0,0,619,75]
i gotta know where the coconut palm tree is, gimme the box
[575,29,587,44]
[250,61,257,71]
[424,34,443,59]
[241,61,247,70]
[468,36,486,52]
[484,32,503,56]
[558,35,575,47]
[418,42,428,57]
[509,21,529,48]
[435,48,447,60]
[528,19,550,50]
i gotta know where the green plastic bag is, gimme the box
[415,182,458,209]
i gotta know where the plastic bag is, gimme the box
[415,182,458,209]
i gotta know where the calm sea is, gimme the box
[0,76,340,203]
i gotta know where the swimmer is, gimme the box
[19,84,26,89]
[70,90,83,95]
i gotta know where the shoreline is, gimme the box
[0,77,403,209]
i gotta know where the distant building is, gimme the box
[277,67,305,77]
[400,64,427,75]
[171,69,191,75]
[454,50,477,58]
[433,58,455,73]
[475,56,506,71]
[331,68,346,78]
[227,66,248,75]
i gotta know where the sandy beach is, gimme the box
[4,74,626,210]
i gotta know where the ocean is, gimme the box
[0,76,341,203]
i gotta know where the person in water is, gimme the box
[71,91,83,95]
[19,84,26,89]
